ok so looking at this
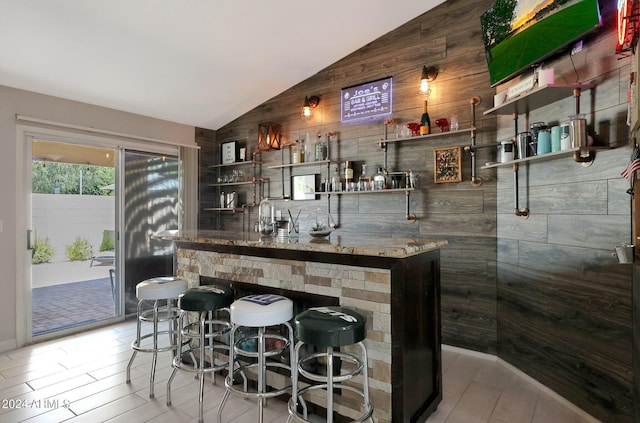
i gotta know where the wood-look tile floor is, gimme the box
[0,320,599,423]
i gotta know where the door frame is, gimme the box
[15,123,185,346]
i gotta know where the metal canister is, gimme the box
[516,132,531,159]
[569,114,587,148]
[226,191,236,209]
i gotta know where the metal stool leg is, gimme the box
[258,326,265,422]
[167,310,185,406]
[198,311,207,423]
[327,347,333,423]
[126,299,144,384]
[148,300,161,398]
[217,325,236,423]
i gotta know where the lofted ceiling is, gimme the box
[0,0,445,131]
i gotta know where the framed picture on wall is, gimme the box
[221,141,237,164]
[291,174,318,200]
[434,146,462,183]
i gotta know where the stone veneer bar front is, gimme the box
[157,230,446,423]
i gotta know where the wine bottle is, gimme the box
[420,100,430,135]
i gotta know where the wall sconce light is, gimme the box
[419,66,439,96]
[301,95,320,120]
[258,122,282,150]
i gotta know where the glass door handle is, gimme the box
[27,229,34,250]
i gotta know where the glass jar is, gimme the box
[306,208,335,238]
[258,198,274,236]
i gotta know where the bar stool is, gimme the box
[167,285,235,423]
[125,276,188,398]
[217,294,295,423]
[287,306,373,423]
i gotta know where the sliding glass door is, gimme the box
[24,138,180,342]
[121,150,179,315]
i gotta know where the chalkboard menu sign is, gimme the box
[341,77,393,123]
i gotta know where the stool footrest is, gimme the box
[172,347,229,374]
[131,331,182,354]
[139,307,181,323]
[298,351,364,384]
[181,319,232,339]
[224,368,292,400]
[233,333,290,359]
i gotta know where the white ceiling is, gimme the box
[0,0,444,130]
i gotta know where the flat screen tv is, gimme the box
[481,0,602,86]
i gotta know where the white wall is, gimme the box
[0,84,195,351]
[32,194,115,262]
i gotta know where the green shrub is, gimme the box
[99,230,115,252]
[65,237,93,261]
[32,237,55,264]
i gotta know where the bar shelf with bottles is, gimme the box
[383,127,476,144]
[317,161,418,221]
[315,187,415,195]
[267,160,332,169]
[204,156,262,216]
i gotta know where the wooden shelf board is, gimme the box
[207,161,261,169]
[315,188,415,195]
[383,128,474,144]
[268,160,331,169]
[484,83,594,116]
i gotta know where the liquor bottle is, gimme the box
[292,140,300,164]
[299,137,305,163]
[314,133,324,161]
[420,100,430,135]
[358,164,371,191]
[304,133,311,162]
[344,161,354,185]
[373,167,387,190]
[331,165,341,192]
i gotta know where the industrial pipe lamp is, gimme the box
[301,95,320,120]
[419,66,439,96]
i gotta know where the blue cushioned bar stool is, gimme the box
[287,306,373,423]
[166,285,235,423]
[217,294,295,423]
[126,276,188,398]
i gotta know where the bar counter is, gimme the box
[157,230,446,423]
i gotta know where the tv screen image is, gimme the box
[481,0,601,86]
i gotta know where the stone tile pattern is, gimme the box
[177,247,393,423]
[32,278,116,336]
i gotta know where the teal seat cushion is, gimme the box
[295,306,366,347]
[178,286,234,312]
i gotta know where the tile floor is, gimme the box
[0,320,600,423]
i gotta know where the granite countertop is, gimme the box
[155,229,447,259]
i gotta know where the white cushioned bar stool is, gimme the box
[166,285,235,423]
[125,276,188,398]
[217,294,295,423]
[287,306,373,423]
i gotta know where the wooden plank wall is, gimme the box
[204,0,500,354]
[494,0,633,421]
[198,0,633,421]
